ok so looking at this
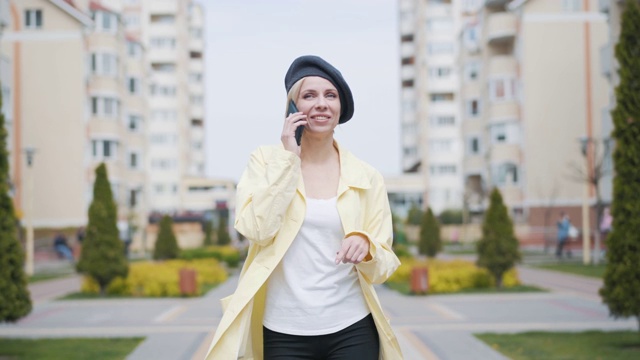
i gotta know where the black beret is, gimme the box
[284,55,354,124]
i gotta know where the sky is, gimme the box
[202,0,402,181]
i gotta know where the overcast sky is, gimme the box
[202,0,402,181]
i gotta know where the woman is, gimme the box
[205,55,402,359]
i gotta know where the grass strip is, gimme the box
[476,331,640,360]
[0,337,143,360]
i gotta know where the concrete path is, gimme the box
[2,263,636,360]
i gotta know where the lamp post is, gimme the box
[23,147,36,276]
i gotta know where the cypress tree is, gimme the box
[0,85,32,322]
[154,215,179,260]
[406,203,423,226]
[418,207,441,257]
[76,163,128,295]
[476,188,521,288]
[600,1,640,332]
[216,216,231,246]
[202,220,213,246]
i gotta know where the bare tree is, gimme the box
[568,139,612,264]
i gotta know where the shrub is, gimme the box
[439,209,463,225]
[179,246,240,268]
[76,163,128,295]
[387,258,520,294]
[419,207,441,257]
[82,259,228,297]
[154,215,179,260]
[476,188,521,288]
[216,217,231,246]
[0,87,31,322]
[406,204,423,226]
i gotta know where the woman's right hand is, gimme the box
[281,112,307,156]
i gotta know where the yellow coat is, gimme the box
[205,142,403,359]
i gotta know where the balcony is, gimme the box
[426,76,458,93]
[401,65,416,80]
[400,42,415,58]
[599,0,610,13]
[488,55,517,76]
[485,0,510,8]
[486,12,517,45]
[148,0,177,14]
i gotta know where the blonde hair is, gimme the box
[284,78,305,116]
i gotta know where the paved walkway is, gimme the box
[3,262,636,360]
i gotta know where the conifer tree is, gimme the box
[476,188,521,288]
[216,216,231,246]
[77,163,128,295]
[600,1,640,332]
[154,215,179,260]
[418,207,441,257]
[0,85,32,321]
[202,220,213,246]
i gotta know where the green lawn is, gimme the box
[533,263,607,278]
[0,337,143,360]
[476,331,640,360]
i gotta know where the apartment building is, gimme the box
[458,0,610,241]
[1,0,92,229]
[398,0,465,215]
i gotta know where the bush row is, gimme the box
[388,258,520,294]
[81,259,228,297]
[179,245,240,267]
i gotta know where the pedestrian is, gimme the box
[556,212,572,259]
[53,232,74,262]
[205,55,403,359]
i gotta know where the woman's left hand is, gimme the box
[335,234,370,265]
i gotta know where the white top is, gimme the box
[263,197,370,335]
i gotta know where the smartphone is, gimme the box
[288,100,304,146]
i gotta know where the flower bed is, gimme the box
[81,258,228,297]
[388,258,520,294]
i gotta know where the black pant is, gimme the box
[263,314,379,360]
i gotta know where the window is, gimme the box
[429,139,453,153]
[490,122,520,144]
[151,110,177,121]
[489,77,517,102]
[190,28,203,38]
[94,11,118,33]
[189,73,203,83]
[403,99,416,112]
[129,151,140,169]
[467,99,481,117]
[402,79,414,88]
[464,25,480,50]
[150,133,178,145]
[90,52,119,77]
[401,34,414,42]
[151,15,175,24]
[25,9,43,29]
[465,61,480,81]
[562,0,582,11]
[427,42,454,55]
[154,183,164,194]
[150,37,176,49]
[430,116,455,127]
[426,18,453,33]
[430,93,454,102]
[403,146,418,157]
[461,0,482,13]
[468,136,481,155]
[492,163,519,186]
[91,139,119,161]
[428,67,451,79]
[124,14,139,27]
[128,114,142,132]
[150,85,176,97]
[128,77,141,94]
[151,158,178,170]
[90,96,120,118]
[152,63,176,73]
[430,164,457,176]
[190,95,203,106]
[127,42,141,58]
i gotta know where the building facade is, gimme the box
[398,0,466,215]
[399,0,612,242]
